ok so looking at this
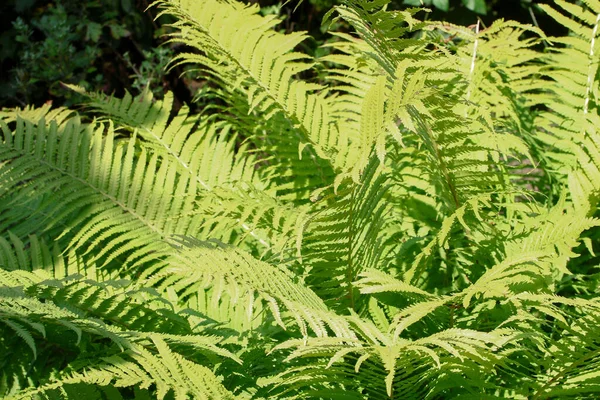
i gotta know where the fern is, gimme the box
[3,0,600,398]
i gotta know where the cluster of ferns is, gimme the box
[2,0,600,398]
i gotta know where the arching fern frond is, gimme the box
[10,337,236,400]
[0,113,189,272]
[326,0,429,76]
[0,101,74,126]
[534,1,600,210]
[151,237,357,340]
[0,232,111,282]
[69,86,308,256]
[66,86,259,191]
[153,0,342,166]
[268,322,518,398]
[1,267,240,398]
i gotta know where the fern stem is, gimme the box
[347,184,357,311]
[465,21,480,118]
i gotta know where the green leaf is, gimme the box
[108,23,130,39]
[86,22,102,43]
[403,0,431,7]
[433,0,449,11]
[121,0,134,14]
[462,0,487,14]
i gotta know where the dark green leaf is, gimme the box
[433,0,449,11]
[86,22,102,43]
[403,0,431,7]
[462,0,487,14]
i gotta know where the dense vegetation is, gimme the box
[2,0,600,398]
[0,0,562,109]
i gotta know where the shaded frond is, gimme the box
[152,237,357,339]
[302,155,390,312]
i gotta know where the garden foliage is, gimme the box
[2,0,600,398]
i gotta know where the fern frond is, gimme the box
[69,87,308,256]
[270,324,519,398]
[328,0,429,75]
[11,339,236,400]
[154,237,357,339]
[1,267,241,398]
[302,155,390,312]
[0,101,74,126]
[0,113,189,271]
[67,86,259,191]
[534,1,600,210]
[154,0,342,167]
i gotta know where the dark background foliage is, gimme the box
[0,0,563,110]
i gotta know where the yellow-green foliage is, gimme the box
[2,0,600,398]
